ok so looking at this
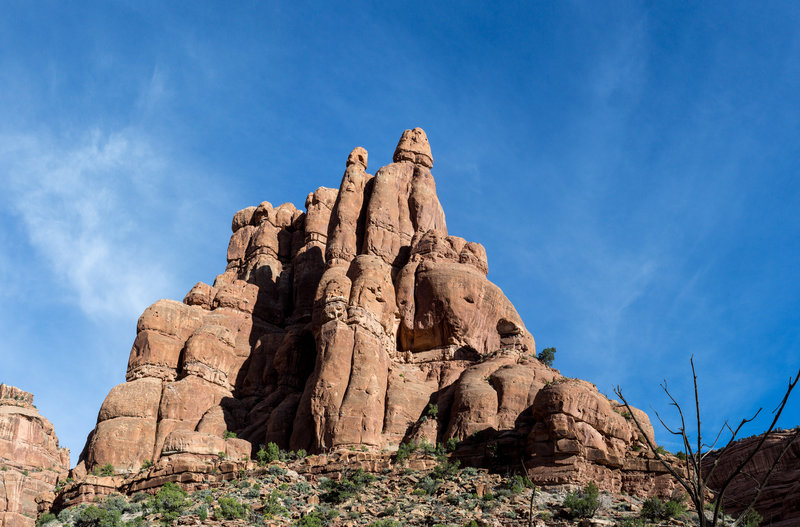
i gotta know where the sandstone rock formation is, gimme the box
[703,430,800,527]
[73,128,671,497]
[0,384,69,527]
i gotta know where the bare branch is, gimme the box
[712,369,800,526]
[705,408,762,478]
[703,420,729,454]
[617,361,799,527]
[614,386,699,510]
[653,408,682,436]
[730,427,800,527]
[659,377,702,493]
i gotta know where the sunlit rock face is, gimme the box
[75,128,670,497]
[0,384,70,527]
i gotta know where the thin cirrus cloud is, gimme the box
[1,129,176,321]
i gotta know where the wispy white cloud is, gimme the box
[0,128,175,321]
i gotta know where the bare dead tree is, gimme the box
[614,356,800,527]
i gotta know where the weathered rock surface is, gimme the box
[72,128,670,501]
[0,385,69,527]
[703,430,800,527]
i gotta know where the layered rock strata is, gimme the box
[0,385,69,527]
[703,430,800,527]
[74,128,670,497]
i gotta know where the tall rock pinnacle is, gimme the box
[393,127,433,168]
[72,128,670,499]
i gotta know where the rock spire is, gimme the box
[72,128,673,498]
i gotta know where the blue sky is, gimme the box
[2,2,799,464]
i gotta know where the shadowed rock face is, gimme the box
[75,128,667,496]
[0,385,69,527]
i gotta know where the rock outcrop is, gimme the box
[0,384,69,527]
[72,128,673,498]
[703,430,800,527]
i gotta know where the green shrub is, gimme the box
[140,459,153,470]
[104,494,131,514]
[538,347,556,367]
[296,448,307,458]
[195,504,208,521]
[256,442,281,465]
[75,505,121,527]
[461,466,479,477]
[58,507,79,524]
[654,445,667,455]
[445,437,459,452]
[394,441,419,464]
[418,438,437,455]
[369,520,402,527]
[431,458,460,480]
[295,511,325,527]
[502,474,535,494]
[640,496,685,521]
[414,476,440,495]
[93,463,115,477]
[147,481,188,524]
[426,403,439,419]
[131,493,148,503]
[269,465,288,477]
[319,468,375,503]
[562,481,600,519]
[263,490,287,518]
[294,481,312,494]
[664,499,686,519]
[294,507,338,527]
[640,496,664,520]
[740,508,763,527]
[675,451,687,461]
[223,430,237,439]
[35,513,57,527]
[617,518,647,527]
[215,496,249,520]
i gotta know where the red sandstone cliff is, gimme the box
[703,430,800,527]
[70,129,677,498]
[0,384,69,527]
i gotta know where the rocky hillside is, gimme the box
[0,384,70,527]
[47,447,747,527]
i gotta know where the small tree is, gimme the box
[562,481,600,519]
[148,481,188,524]
[538,347,556,367]
[615,357,800,527]
[256,442,281,465]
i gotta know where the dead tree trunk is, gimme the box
[615,357,799,527]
